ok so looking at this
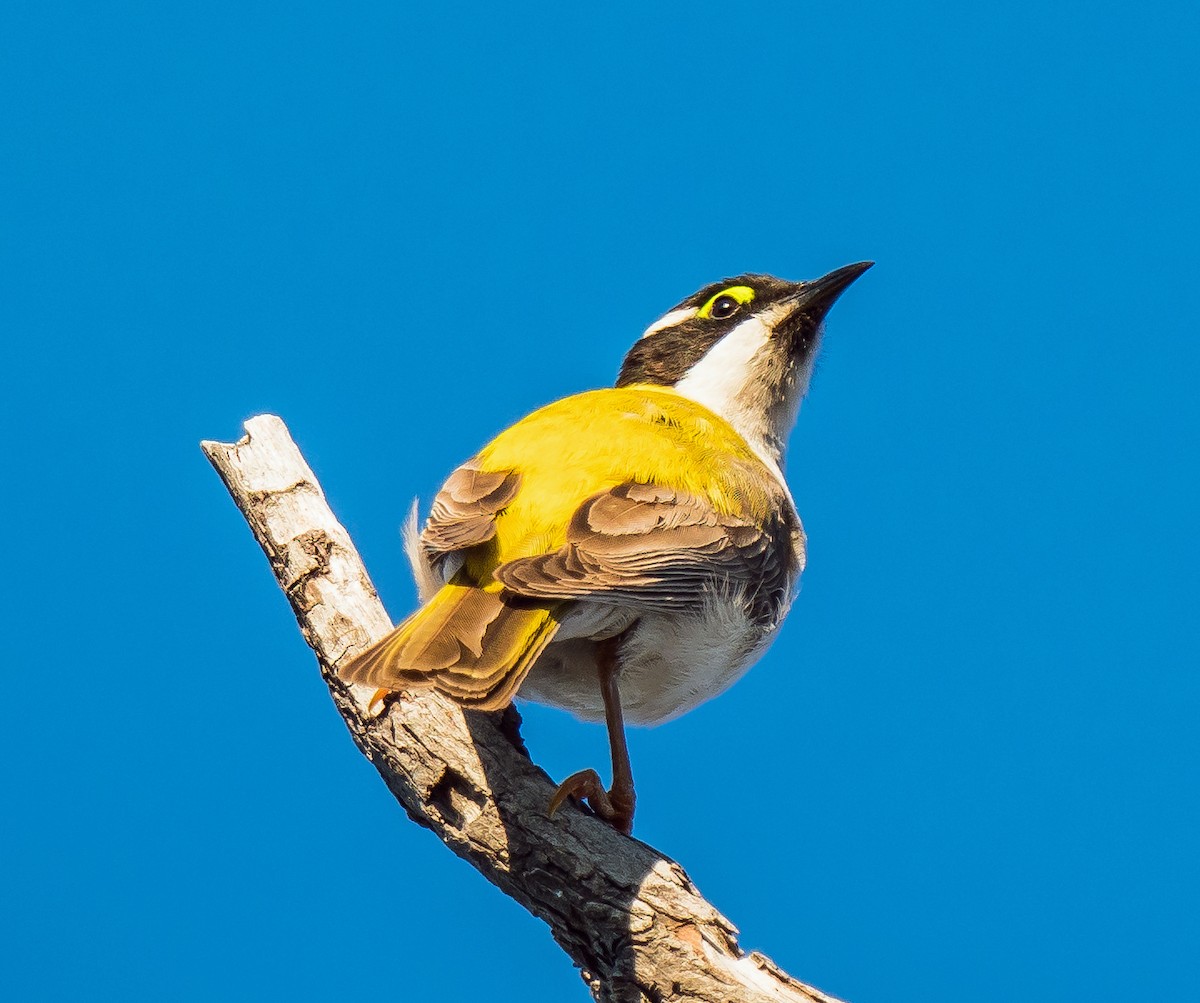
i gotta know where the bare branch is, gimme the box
[202,414,846,1003]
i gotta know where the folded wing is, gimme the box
[493,481,800,624]
[420,459,520,578]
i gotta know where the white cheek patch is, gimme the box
[640,307,697,339]
[670,306,801,489]
[671,314,771,419]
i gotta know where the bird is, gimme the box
[340,262,872,834]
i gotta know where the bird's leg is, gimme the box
[547,635,636,835]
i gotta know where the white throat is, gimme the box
[670,310,816,488]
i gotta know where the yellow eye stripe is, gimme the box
[697,285,755,319]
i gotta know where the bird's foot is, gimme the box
[548,768,635,835]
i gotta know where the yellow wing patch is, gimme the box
[697,285,755,319]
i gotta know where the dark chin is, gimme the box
[777,310,823,367]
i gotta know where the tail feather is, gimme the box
[340,583,559,711]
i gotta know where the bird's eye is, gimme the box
[710,295,740,319]
[697,284,755,320]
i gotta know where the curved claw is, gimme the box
[548,768,633,835]
[548,768,605,818]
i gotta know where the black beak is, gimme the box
[789,261,874,320]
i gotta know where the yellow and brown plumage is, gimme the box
[345,387,795,709]
[341,264,872,833]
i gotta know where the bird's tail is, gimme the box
[339,583,559,711]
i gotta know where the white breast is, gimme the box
[518,590,792,726]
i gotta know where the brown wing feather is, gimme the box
[421,460,520,574]
[492,481,800,622]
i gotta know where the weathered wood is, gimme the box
[202,414,845,1003]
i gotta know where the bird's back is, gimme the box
[465,385,783,582]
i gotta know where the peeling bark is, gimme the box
[202,414,845,1003]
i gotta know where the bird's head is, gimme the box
[617,262,873,470]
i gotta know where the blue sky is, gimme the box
[3,3,1197,1000]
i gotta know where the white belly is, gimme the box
[517,593,790,726]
